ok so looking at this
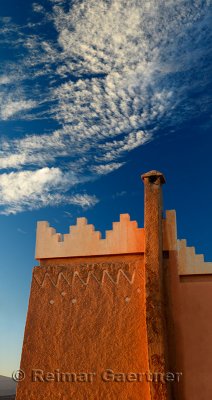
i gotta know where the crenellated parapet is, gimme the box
[35,209,212,275]
[163,209,212,275]
[177,239,212,275]
[35,213,145,259]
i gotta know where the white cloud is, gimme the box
[0,76,12,85]
[91,162,125,175]
[96,130,153,162]
[17,228,27,234]
[0,167,97,214]
[112,191,127,199]
[63,210,72,218]
[67,194,99,208]
[32,3,44,13]
[0,94,37,120]
[0,168,64,202]
[0,130,68,169]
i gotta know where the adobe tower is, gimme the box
[16,171,212,400]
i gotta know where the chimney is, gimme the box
[142,170,169,400]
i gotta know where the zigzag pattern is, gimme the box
[33,268,136,289]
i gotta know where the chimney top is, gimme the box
[141,170,166,185]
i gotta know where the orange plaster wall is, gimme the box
[16,255,151,400]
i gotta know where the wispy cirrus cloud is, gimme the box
[0,167,98,214]
[32,3,45,13]
[0,98,37,120]
[90,162,125,175]
[0,76,12,85]
[0,0,211,214]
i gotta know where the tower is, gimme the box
[16,171,212,400]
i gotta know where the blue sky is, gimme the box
[0,0,211,377]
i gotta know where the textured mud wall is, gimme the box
[16,255,151,400]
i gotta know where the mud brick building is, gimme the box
[16,171,212,400]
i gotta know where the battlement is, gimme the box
[35,210,212,275]
[35,213,145,259]
[177,239,212,275]
[35,210,177,261]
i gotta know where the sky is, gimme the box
[0,0,211,377]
